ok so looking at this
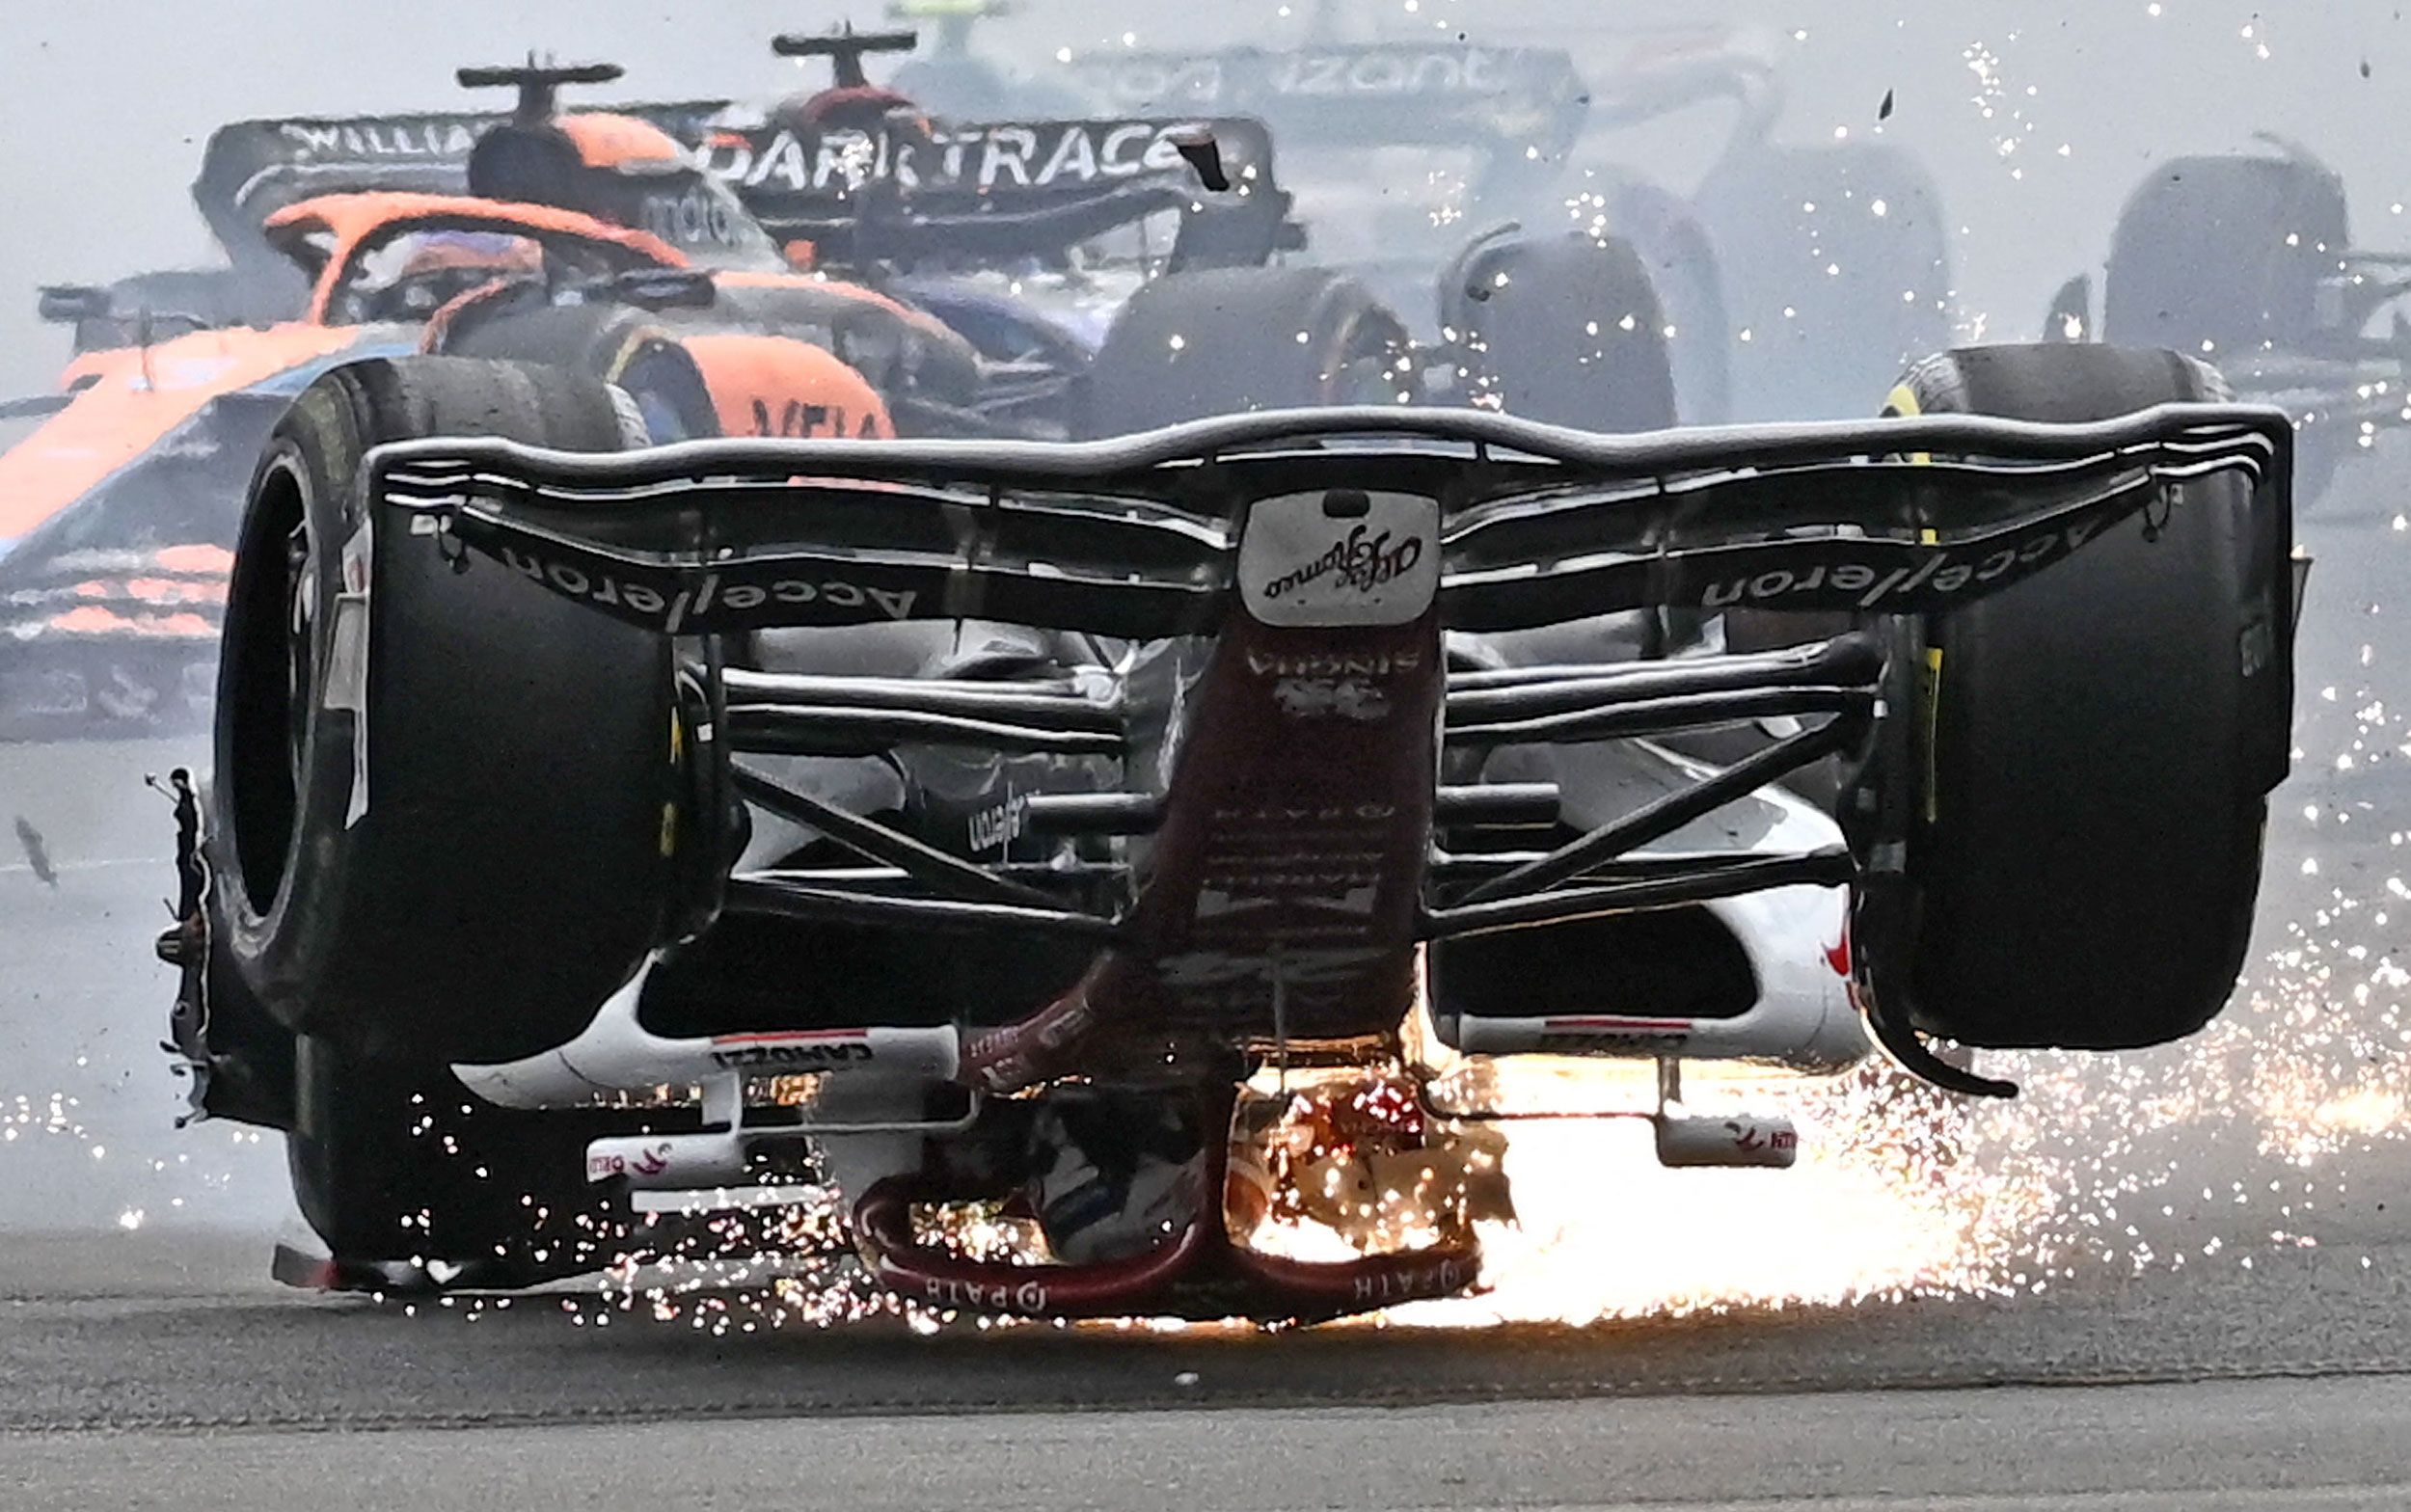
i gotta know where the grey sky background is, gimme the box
[2,2,2410,399]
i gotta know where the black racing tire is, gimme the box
[1605,179,1735,425]
[209,356,679,1065]
[285,1035,643,1288]
[1445,230,1679,433]
[439,302,723,443]
[2104,152,2349,359]
[1694,141,1953,421]
[1081,266,1410,438]
[1891,343,2289,1050]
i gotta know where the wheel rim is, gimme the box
[224,453,312,914]
[283,519,315,796]
[615,340,720,443]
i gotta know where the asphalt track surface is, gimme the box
[6,472,2411,1507]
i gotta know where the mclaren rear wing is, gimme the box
[367,401,2293,639]
[191,103,731,266]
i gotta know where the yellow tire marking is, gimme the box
[1922,647,1943,825]
[663,709,684,858]
[1887,381,1941,820]
[1883,383,1934,465]
[604,326,675,385]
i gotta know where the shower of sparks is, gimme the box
[79,638,2398,1337]
[14,513,2406,1340]
[504,811,2409,1336]
[9,682,2382,1347]
[314,894,2411,1340]
[545,653,2406,1337]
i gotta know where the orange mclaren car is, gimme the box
[0,184,928,738]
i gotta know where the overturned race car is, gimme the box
[159,340,2297,1321]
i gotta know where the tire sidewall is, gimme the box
[1082,267,1409,438]
[208,382,375,1034]
[207,357,679,1064]
[1897,343,2279,1049]
[1449,231,1679,432]
[2105,154,2349,353]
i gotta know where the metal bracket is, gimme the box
[586,1083,985,1192]
[1861,1004,2017,1100]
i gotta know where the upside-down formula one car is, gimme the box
[159,338,2297,1320]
